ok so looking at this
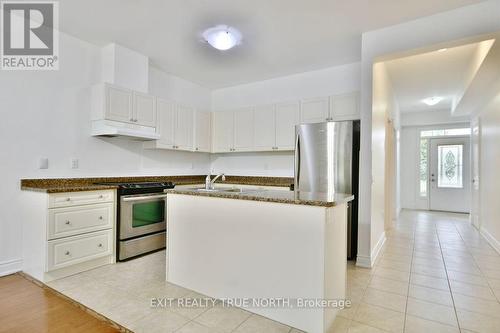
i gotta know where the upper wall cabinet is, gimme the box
[92,83,156,127]
[212,111,234,153]
[175,105,194,151]
[144,99,196,152]
[212,108,255,153]
[155,98,176,147]
[275,102,300,149]
[300,97,329,124]
[133,92,156,127]
[103,85,132,123]
[300,92,360,123]
[329,92,360,121]
[253,105,276,151]
[194,111,211,153]
[253,103,299,151]
[233,108,254,152]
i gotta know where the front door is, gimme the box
[429,137,470,213]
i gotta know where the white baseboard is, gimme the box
[355,255,372,268]
[356,232,386,268]
[481,228,500,256]
[371,231,386,266]
[0,258,22,277]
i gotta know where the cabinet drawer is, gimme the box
[49,190,114,208]
[47,230,113,271]
[48,203,114,240]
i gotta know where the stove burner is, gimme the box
[94,181,175,194]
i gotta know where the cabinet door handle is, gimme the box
[98,243,103,248]
[65,220,71,225]
[66,198,71,202]
[98,216,103,220]
[98,195,104,199]
[65,251,70,256]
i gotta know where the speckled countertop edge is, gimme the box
[20,175,293,193]
[166,188,354,207]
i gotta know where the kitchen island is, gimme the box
[166,187,353,333]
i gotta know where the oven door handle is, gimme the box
[121,194,169,202]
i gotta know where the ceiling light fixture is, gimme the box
[422,96,443,106]
[203,25,242,51]
[437,48,448,52]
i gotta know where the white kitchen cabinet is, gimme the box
[133,92,156,127]
[194,111,211,152]
[22,190,116,282]
[156,99,176,148]
[329,92,360,120]
[175,105,194,151]
[103,84,133,123]
[253,105,276,151]
[252,103,298,152]
[233,108,254,152]
[212,111,234,153]
[92,83,157,127]
[300,97,329,124]
[145,99,197,152]
[275,102,300,150]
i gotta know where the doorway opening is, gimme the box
[419,127,471,212]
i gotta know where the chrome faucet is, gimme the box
[205,173,226,190]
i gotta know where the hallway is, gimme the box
[338,210,500,333]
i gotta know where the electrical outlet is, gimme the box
[71,158,79,169]
[39,158,49,169]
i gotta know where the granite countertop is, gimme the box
[24,184,121,193]
[166,187,354,207]
[20,175,293,193]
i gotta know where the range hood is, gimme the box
[91,120,160,141]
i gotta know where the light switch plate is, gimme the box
[71,158,79,169]
[39,158,49,169]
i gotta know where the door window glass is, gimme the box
[419,138,428,197]
[420,128,470,138]
[438,144,463,188]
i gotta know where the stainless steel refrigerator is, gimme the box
[294,121,360,260]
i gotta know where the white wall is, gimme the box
[359,0,500,266]
[358,62,399,267]
[401,109,470,127]
[212,63,360,110]
[0,33,211,275]
[210,63,361,176]
[478,90,500,253]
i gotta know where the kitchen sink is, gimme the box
[189,187,244,193]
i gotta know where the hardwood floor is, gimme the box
[0,274,120,333]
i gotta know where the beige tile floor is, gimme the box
[339,210,500,333]
[47,210,500,333]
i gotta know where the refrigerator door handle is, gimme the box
[294,131,301,190]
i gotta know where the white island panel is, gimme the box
[166,194,347,333]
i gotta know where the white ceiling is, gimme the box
[385,43,482,113]
[59,0,483,88]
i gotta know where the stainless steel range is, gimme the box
[95,181,175,261]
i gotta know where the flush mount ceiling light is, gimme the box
[437,48,448,52]
[422,96,443,106]
[202,25,242,51]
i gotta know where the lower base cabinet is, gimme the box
[22,190,116,282]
